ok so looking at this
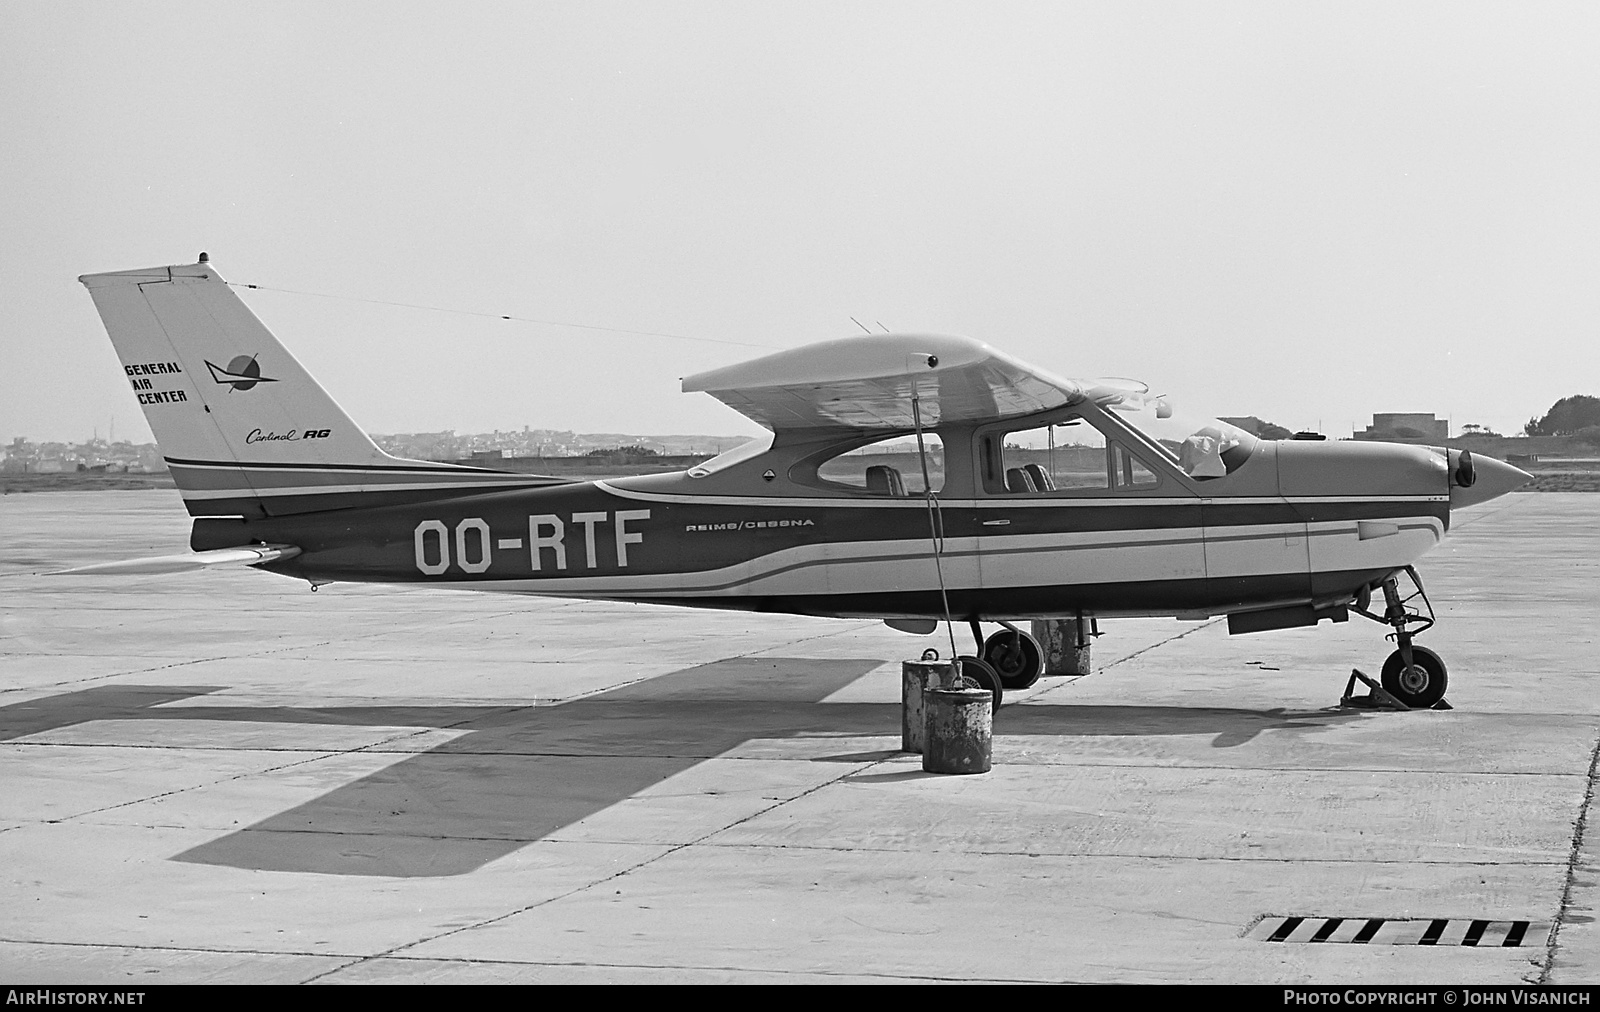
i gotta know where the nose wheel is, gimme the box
[1381,644,1448,709]
[1351,566,1450,710]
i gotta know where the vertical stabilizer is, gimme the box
[80,260,560,516]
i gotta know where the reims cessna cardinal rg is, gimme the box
[70,258,1531,708]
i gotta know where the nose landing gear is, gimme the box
[1350,566,1450,710]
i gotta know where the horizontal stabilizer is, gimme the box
[50,544,301,576]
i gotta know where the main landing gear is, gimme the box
[918,621,1047,715]
[1348,566,1450,710]
[918,645,1005,713]
[969,620,1045,691]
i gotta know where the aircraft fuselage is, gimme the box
[228,434,1482,628]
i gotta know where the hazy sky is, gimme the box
[3,1,1597,445]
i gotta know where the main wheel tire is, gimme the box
[956,655,1003,712]
[982,629,1043,689]
[1380,645,1448,709]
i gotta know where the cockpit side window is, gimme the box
[800,432,944,496]
[1112,442,1160,489]
[981,413,1164,495]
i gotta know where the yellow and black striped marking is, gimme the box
[1250,916,1549,947]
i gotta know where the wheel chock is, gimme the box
[1339,668,1410,710]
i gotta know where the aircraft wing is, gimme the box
[682,333,1084,431]
[50,544,301,576]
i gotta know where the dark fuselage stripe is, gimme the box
[164,456,520,474]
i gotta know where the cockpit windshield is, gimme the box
[1096,385,1257,479]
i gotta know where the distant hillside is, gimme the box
[2,472,176,494]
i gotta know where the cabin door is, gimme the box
[974,425,1205,615]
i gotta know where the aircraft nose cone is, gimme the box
[1450,454,1532,509]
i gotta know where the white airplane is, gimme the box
[71,257,1531,709]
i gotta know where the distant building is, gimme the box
[1355,412,1448,441]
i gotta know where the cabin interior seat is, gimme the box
[1005,467,1038,493]
[865,465,907,496]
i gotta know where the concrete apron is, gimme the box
[9,491,1600,983]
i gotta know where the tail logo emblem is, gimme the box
[205,355,278,392]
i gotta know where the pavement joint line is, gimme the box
[317,955,1059,984]
[43,750,349,826]
[1094,617,1228,672]
[348,618,888,713]
[1538,721,1600,984]
[0,602,572,697]
[685,841,1571,865]
[950,759,1593,777]
[346,711,520,752]
[4,742,385,754]
[8,803,1585,865]
[296,745,901,985]
[75,824,605,842]
[8,687,529,827]
[5,743,892,760]
[0,642,369,695]
[1449,494,1536,532]
[0,935,365,962]
[29,707,529,823]
[6,741,1594,779]
[1023,618,1228,705]
[0,936,1058,982]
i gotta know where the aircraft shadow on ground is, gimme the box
[0,663,1363,878]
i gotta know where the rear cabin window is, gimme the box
[984,416,1161,494]
[814,434,943,495]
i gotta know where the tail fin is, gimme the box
[80,259,558,517]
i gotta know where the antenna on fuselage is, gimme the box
[849,317,872,335]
